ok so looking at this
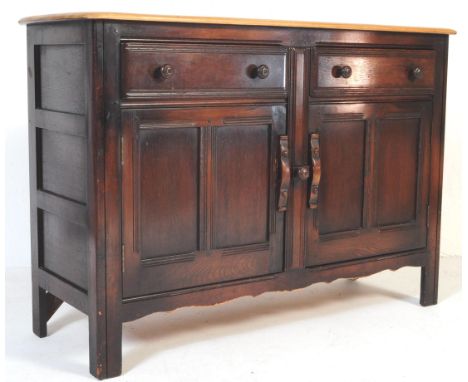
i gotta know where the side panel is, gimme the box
[28,23,89,295]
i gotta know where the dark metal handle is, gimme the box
[255,64,270,79]
[155,64,174,80]
[278,136,290,212]
[309,133,321,209]
[332,65,352,79]
[409,66,423,81]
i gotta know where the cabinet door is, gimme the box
[122,106,286,297]
[305,102,431,266]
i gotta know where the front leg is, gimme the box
[89,313,122,379]
[420,263,439,306]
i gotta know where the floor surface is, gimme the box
[5,256,465,381]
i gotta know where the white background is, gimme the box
[1,1,466,381]
[2,0,465,269]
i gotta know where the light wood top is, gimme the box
[19,12,456,35]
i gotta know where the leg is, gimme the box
[32,283,63,337]
[89,314,122,379]
[32,285,48,337]
[420,262,439,306]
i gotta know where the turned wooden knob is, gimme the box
[156,64,174,79]
[332,65,352,79]
[410,66,423,81]
[295,166,310,181]
[256,64,270,79]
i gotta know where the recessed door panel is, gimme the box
[138,127,199,259]
[318,119,366,235]
[213,124,270,248]
[376,117,420,227]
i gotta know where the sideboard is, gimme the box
[19,12,455,379]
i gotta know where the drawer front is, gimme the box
[311,47,436,96]
[121,42,287,99]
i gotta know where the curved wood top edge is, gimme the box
[18,12,456,35]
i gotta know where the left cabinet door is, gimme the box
[121,106,287,297]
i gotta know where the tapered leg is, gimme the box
[89,315,122,379]
[32,285,48,337]
[420,263,439,306]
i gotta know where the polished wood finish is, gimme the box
[23,16,451,379]
[121,106,285,297]
[19,12,456,35]
[314,47,436,94]
[305,101,431,266]
[121,42,287,99]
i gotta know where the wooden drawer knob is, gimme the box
[295,166,310,181]
[409,66,423,81]
[332,65,352,79]
[255,64,270,79]
[155,64,174,80]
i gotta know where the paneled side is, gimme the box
[38,45,85,114]
[376,117,420,226]
[318,119,366,235]
[213,124,270,248]
[40,210,88,290]
[138,127,199,259]
[30,25,89,298]
[38,128,87,203]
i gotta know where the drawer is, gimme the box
[121,42,287,99]
[311,46,436,96]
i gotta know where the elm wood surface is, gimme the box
[22,16,451,379]
[19,12,456,35]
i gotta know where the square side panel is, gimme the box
[38,128,87,203]
[38,44,85,114]
[40,210,88,290]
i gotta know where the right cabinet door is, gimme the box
[305,101,432,266]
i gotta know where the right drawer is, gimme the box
[311,46,436,97]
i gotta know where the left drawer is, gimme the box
[121,42,288,99]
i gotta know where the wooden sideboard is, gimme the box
[20,13,455,379]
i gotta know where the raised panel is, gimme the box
[318,119,366,235]
[306,102,431,267]
[38,128,87,203]
[213,124,270,248]
[38,45,85,114]
[376,116,420,226]
[122,106,285,297]
[40,210,88,290]
[138,127,199,259]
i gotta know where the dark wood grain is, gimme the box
[28,23,89,340]
[39,44,85,114]
[306,101,431,266]
[41,210,88,289]
[376,116,420,226]
[121,106,285,297]
[316,119,365,233]
[24,18,450,379]
[312,46,436,97]
[38,128,87,203]
[121,42,287,99]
